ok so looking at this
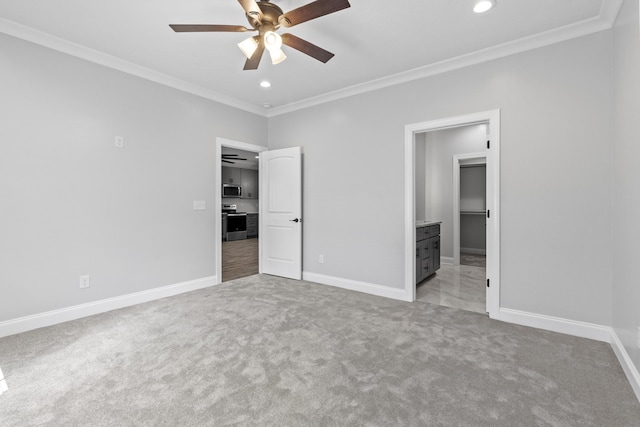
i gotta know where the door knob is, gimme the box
[290,218,300,223]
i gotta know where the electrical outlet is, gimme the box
[193,200,206,210]
[114,136,124,148]
[79,275,90,289]
[319,254,324,264]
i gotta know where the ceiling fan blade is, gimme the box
[222,154,241,157]
[279,0,351,28]
[238,0,263,21]
[281,33,334,63]
[243,40,265,70]
[169,24,251,32]
[222,160,235,164]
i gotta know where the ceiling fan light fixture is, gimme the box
[264,31,283,51]
[238,36,259,59]
[473,0,496,13]
[269,48,287,65]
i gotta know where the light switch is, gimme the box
[193,201,206,210]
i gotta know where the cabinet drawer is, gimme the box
[417,226,428,241]
[421,240,430,260]
[428,224,440,237]
[422,259,431,274]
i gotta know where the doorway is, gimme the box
[404,110,500,318]
[453,153,487,266]
[215,138,268,284]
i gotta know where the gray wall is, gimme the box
[424,125,487,259]
[613,0,640,378]
[268,31,614,326]
[1,8,632,342]
[0,34,267,321]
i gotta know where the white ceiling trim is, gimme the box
[0,17,265,116]
[267,0,623,117]
[0,0,623,118]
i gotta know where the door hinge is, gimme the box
[487,279,490,288]
[487,209,490,218]
[487,140,490,149]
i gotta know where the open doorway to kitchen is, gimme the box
[404,110,500,318]
[215,138,268,284]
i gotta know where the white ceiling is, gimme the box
[0,0,622,116]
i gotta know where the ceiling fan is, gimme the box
[222,154,248,164]
[169,0,351,70]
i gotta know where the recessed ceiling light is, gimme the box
[263,103,272,109]
[474,0,496,13]
[260,81,271,88]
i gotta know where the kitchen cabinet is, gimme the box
[221,166,242,185]
[221,167,258,199]
[247,213,258,238]
[242,169,259,199]
[416,222,441,285]
[222,213,227,241]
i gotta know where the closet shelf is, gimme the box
[460,210,487,215]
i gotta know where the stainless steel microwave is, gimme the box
[222,184,242,198]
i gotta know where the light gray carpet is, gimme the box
[1,274,639,426]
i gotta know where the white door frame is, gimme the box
[404,110,501,318]
[453,153,486,266]
[215,137,268,284]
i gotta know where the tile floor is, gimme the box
[417,254,487,314]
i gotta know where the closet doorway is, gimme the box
[453,154,487,267]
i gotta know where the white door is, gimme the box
[260,147,302,280]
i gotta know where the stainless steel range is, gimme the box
[222,204,247,241]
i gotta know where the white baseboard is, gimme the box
[460,248,486,255]
[498,308,612,342]
[0,275,218,338]
[440,256,454,265]
[499,307,640,402]
[609,329,640,402]
[303,272,411,302]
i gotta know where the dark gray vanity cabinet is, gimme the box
[416,223,441,285]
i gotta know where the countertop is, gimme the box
[221,212,258,215]
[416,220,442,227]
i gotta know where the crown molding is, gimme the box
[266,0,624,117]
[0,0,623,119]
[0,18,267,117]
